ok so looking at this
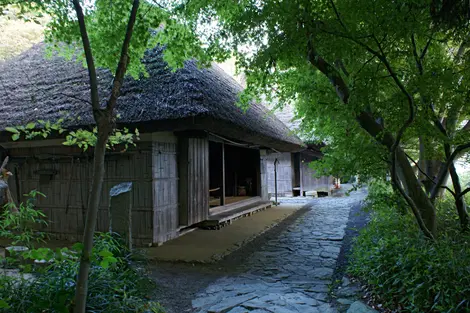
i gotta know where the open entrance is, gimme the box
[292,152,301,196]
[209,141,260,212]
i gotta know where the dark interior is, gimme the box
[224,144,260,198]
[209,141,260,208]
[209,141,223,199]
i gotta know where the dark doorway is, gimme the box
[209,141,223,208]
[208,141,260,210]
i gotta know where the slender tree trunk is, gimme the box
[72,1,140,312]
[444,141,470,229]
[449,162,469,229]
[436,170,449,198]
[74,129,110,313]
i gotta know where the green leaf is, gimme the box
[5,127,19,134]
[98,249,113,257]
[99,259,109,268]
[12,133,20,141]
[0,299,10,309]
[72,242,84,251]
[26,122,36,129]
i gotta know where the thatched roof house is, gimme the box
[0,44,303,246]
[0,44,302,151]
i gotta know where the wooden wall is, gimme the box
[265,151,334,197]
[7,143,154,246]
[152,133,179,244]
[178,136,209,226]
[300,152,334,192]
[266,152,294,197]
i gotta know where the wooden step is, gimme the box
[200,201,272,230]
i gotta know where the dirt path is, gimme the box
[150,190,367,313]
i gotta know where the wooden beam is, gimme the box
[221,142,226,206]
[300,155,304,196]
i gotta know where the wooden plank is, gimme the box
[221,142,225,206]
[209,196,262,215]
[152,136,179,244]
[189,138,194,224]
[201,201,272,228]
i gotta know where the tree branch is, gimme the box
[462,120,470,131]
[307,38,350,104]
[433,141,470,199]
[455,35,470,62]
[306,31,436,237]
[406,152,456,197]
[106,0,140,112]
[317,27,416,153]
[329,0,347,31]
[458,187,470,199]
[411,34,423,75]
[72,0,100,111]
[392,150,435,239]
[57,93,92,105]
[420,36,432,61]
[371,36,416,153]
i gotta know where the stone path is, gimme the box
[191,191,366,313]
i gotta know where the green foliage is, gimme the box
[349,183,470,312]
[0,190,48,248]
[177,0,470,181]
[6,119,65,141]
[13,0,227,78]
[0,194,162,312]
[0,232,163,313]
[6,119,140,152]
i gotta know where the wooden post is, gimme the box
[274,158,279,205]
[221,142,225,206]
[300,156,304,197]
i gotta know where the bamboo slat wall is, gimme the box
[152,135,179,244]
[178,136,209,227]
[7,143,154,246]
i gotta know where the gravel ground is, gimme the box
[149,206,311,313]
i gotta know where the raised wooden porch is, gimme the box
[200,197,272,229]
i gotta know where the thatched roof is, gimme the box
[0,44,303,152]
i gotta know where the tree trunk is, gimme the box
[395,147,437,235]
[306,44,437,237]
[436,170,449,198]
[418,137,433,193]
[74,129,110,313]
[450,163,469,230]
[71,1,140,312]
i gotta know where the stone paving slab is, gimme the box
[191,192,366,313]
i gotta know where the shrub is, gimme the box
[349,181,470,313]
[1,233,163,312]
[0,190,163,312]
[0,190,48,248]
